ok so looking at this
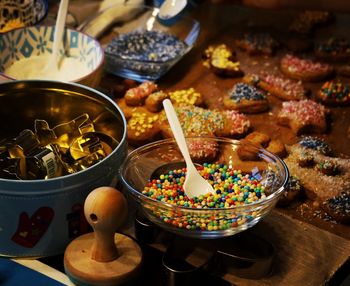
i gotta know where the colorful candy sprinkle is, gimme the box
[142,163,267,231]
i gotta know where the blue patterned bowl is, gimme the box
[0,25,104,87]
[0,0,48,33]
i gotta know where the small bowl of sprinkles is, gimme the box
[104,4,200,81]
[121,137,289,238]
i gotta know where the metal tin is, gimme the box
[0,80,127,257]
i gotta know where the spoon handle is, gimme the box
[162,99,194,168]
[51,0,70,69]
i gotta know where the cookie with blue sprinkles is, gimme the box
[298,136,333,156]
[314,38,350,62]
[322,192,350,224]
[223,82,269,113]
[235,33,279,56]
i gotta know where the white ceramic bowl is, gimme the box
[0,25,104,87]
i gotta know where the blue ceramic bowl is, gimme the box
[0,25,104,87]
[0,0,48,33]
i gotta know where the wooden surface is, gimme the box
[100,3,350,285]
[47,1,350,285]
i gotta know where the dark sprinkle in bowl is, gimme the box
[104,4,200,81]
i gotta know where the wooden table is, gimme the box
[98,3,350,285]
[15,1,350,285]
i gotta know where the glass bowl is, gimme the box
[121,137,289,239]
[102,4,200,81]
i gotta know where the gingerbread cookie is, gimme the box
[280,54,333,82]
[124,81,158,106]
[277,175,303,207]
[127,110,161,146]
[168,88,204,107]
[243,73,308,101]
[158,105,251,139]
[203,44,244,77]
[314,38,350,62]
[316,80,350,106]
[238,131,286,160]
[289,11,333,34]
[337,64,350,78]
[145,91,169,113]
[234,33,279,56]
[223,83,269,113]
[284,143,350,202]
[298,136,333,156]
[322,192,350,224]
[186,137,219,163]
[277,99,329,135]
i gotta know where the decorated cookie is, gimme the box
[337,64,350,78]
[158,105,251,139]
[186,137,219,163]
[289,11,333,34]
[223,82,269,113]
[168,88,204,107]
[298,136,333,156]
[316,80,350,106]
[243,73,308,101]
[284,143,350,202]
[235,33,279,56]
[124,81,158,106]
[280,54,333,82]
[203,44,244,77]
[322,192,350,224]
[238,131,286,160]
[145,91,169,113]
[277,99,329,135]
[277,175,303,207]
[127,110,161,146]
[314,38,350,62]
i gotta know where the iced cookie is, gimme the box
[277,99,329,135]
[314,38,350,62]
[168,88,204,107]
[235,33,279,56]
[280,54,333,82]
[127,110,161,146]
[223,82,269,113]
[124,81,158,106]
[289,11,333,34]
[322,192,350,224]
[316,80,350,106]
[243,73,308,101]
[145,91,169,113]
[203,44,244,77]
[284,143,350,202]
[238,131,286,160]
[158,105,251,139]
[298,136,333,156]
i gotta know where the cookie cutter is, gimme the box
[215,231,275,279]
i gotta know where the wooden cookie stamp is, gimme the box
[64,187,142,286]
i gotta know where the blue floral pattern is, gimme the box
[0,26,103,73]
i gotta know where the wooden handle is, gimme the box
[84,186,128,262]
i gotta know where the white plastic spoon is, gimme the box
[162,99,215,198]
[47,0,70,71]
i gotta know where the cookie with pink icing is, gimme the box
[243,73,308,101]
[280,54,333,82]
[277,99,329,135]
[158,105,251,139]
